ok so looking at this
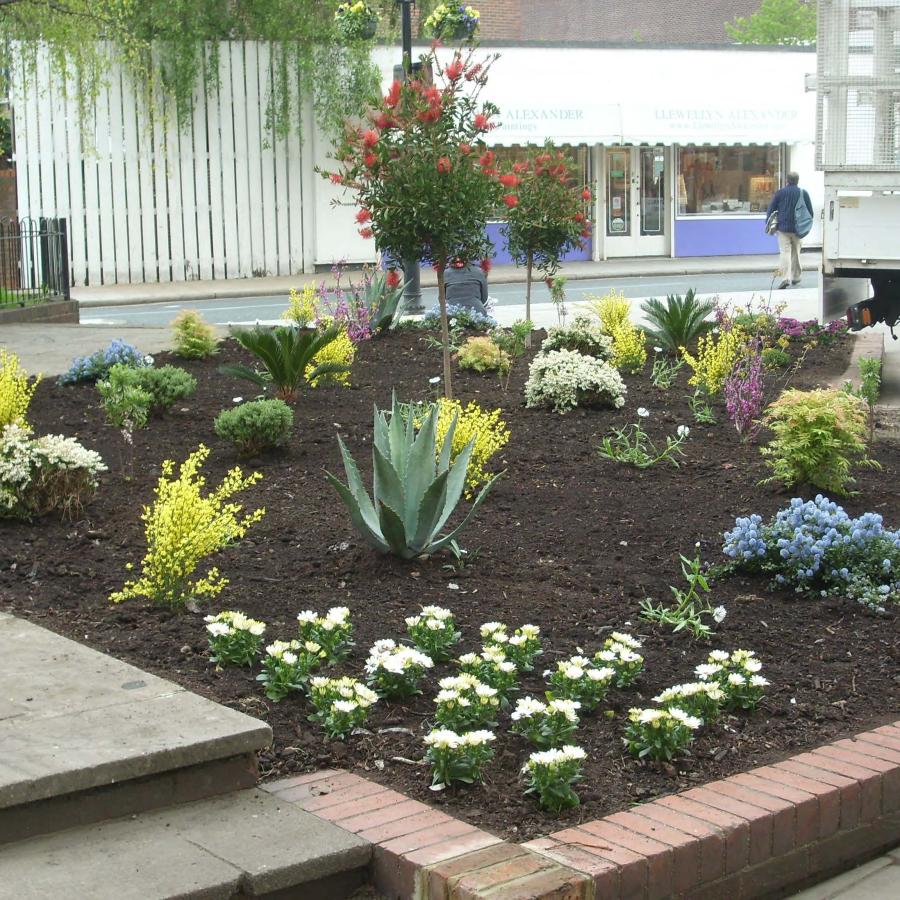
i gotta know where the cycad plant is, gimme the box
[326,394,501,559]
[221,325,348,403]
[640,289,716,353]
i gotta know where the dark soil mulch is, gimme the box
[2,329,898,842]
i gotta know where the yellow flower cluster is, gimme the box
[306,328,356,388]
[590,291,647,375]
[433,399,509,496]
[0,350,41,429]
[110,445,265,607]
[681,327,748,395]
[282,284,318,327]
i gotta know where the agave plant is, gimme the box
[640,289,716,353]
[357,270,406,334]
[221,324,348,403]
[326,394,501,559]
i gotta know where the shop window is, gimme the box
[676,145,782,216]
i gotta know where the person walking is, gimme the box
[766,172,814,289]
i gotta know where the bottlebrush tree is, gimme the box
[320,46,503,399]
[501,142,594,345]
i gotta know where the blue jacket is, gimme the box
[767,184,813,234]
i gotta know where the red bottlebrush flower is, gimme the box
[386,269,401,288]
[437,156,452,174]
[465,63,483,81]
[385,81,402,108]
[460,142,471,155]
[482,167,496,177]
[558,176,567,184]
[581,188,592,200]
[473,113,491,132]
[364,153,377,169]
[581,228,591,239]
[503,194,519,208]
[355,208,372,224]
[499,173,519,189]
[545,276,554,289]
[574,212,585,222]
[363,129,379,149]
[479,150,495,168]
[479,258,492,274]
[513,162,526,174]
[359,227,374,239]
[329,173,343,185]
[445,58,464,81]
[374,113,393,131]
[425,86,441,105]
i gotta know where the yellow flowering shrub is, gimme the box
[305,329,356,388]
[681,327,748,395]
[433,399,509,496]
[589,290,647,374]
[110,445,265,607]
[282,284,318,327]
[0,350,41,429]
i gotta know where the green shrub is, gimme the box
[541,314,613,359]
[761,388,879,494]
[457,336,509,373]
[640,289,716,353]
[171,310,219,359]
[214,399,294,456]
[139,365,197,413]
[761,347,791,370]
[97,364,152,429]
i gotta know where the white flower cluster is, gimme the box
[653,680,724,717]
[406,605,460,660]
[365,638,433,675]
[205,610,266,638]
[525,349,627,414]
[695,649,769,710]
[628,706,703,731]
[511,696,580,724]
[204,610,267,667]
[545,655,616,709]
[434,673,500,729]
[542,314,614,359]
[423,729,495,750]
[522,744,587,773]
[405,605,454,631]
[297,606,353,661]
[265,638,324,664]
[309,676,378,737]
[479,621,541,671]
[594,632,644,688]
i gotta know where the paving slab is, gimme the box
[0,615,271,808]
[0,788,370,899]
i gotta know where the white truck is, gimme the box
[818,0,900,335]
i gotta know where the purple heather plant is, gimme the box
[724,344,764,439]
[776,317,847,346]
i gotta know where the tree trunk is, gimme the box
[525,252,533,349]
[436,263,453,399]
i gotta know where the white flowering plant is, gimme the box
[457,646,518,702]
[424,728,495,788]
[597,408,690,469]
[522,745,586,812]
[258,639,326,701]
[624,707,702,762]
[593,632,644,688]
[296,606,354,663]
[434,674,500,730]
[541,314,614,360]
[525,349,627,414]
[695,649,768,710]
[308,676,378,739]
[364,639,434,698]
[652,681,724,724]
[406,606,461,662]
[204,610,266,666]
[545,656,615,710]
[510,696,580,749]
[481,621,542,671]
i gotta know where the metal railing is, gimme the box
[0,217,71,308]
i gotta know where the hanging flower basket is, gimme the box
[424,4,480,42]
[335,2,379,41]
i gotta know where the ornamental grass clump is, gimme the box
[760,389,876,495]
[364,639,434,698]
[457,647,518,701]
[171,310,219,359]
[308,676,378,739]
[510,697,580,749]
[434,674,500,730]
[522,745,586,812]
[723,495,900,609]
[481,621,542,671]
[593,632,644,688]
[624,708,702,762]
[406,606,461,661]
[109,445,264,607]
[695,649,768,711]
[541,314,613,360]
[424,729,495,789]
[525,349,626,414]
[296,606,354,663]
[204,610,266,666]
[0,350,40,429]
[652,682,724,724]
[681,326,748,395]
[545,656,615,710]
[258,640,327,701]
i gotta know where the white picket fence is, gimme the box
[12,43,312,286]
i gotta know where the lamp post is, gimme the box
[394,0,424,313]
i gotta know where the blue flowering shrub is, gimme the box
[723,495,900,611]
[59,340,151,385]
[422,304,497,332]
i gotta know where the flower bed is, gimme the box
[1,329,897,843]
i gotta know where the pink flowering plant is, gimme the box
[724,342,765,440]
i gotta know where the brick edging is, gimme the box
[264,719,900,899]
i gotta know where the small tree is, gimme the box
[321,47,502,398]
[726,0,816,46]
[502,142,593,346]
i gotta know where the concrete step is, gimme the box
[0,613,272,844]
[0,787,371,899]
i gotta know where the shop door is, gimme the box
[604,147,668,257]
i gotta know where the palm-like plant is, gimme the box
[640,290,716,353]
[221,325,348,403]
[326,394,501,559]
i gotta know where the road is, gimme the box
[80,272,807,328]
